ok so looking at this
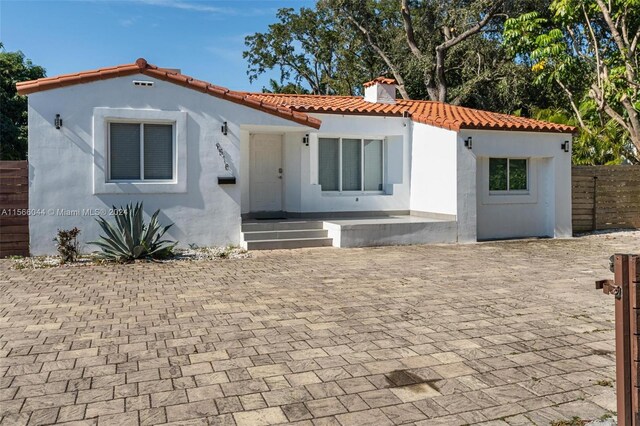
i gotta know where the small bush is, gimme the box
[90,203,176,262]
[54,227,81,263]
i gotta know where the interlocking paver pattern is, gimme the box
[1,232,637,425]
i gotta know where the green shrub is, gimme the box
[54,227,80,263]
[90,203,176,261]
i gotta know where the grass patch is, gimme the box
[551,417,587,426]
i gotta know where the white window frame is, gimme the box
[318,135,386,194]
[488,157,529,194]
[93,108,187,194]
[107,121,176,183]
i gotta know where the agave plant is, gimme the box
[90,203,176,261]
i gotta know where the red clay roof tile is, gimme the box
[363,77,397,88]
[16,58,574,134]
[16,59,321,129]
[250,94,575,133]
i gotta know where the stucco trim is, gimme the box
[92,108,188,194]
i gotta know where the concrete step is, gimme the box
[242,229,328,241]
[243,237,333,250]
[241,221,324,232]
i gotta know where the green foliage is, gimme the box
[243,5,381,95]
[504,0,640,161]
[532,105,634,164]
[262,79,310,95]
[0,43,46,160]
[90,203,176,262]
[54,227,81,264]
[244,1,562,115]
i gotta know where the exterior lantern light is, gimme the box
[302,134,309,146]
[221,121,228,135]
[464,137,472,149]
[561,141,570,152]
[54,114,63,129]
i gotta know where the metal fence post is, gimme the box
[597,254,640,425]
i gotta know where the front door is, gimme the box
[250,134,283,213]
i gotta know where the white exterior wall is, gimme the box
[409,123,458,216]
[283,115,412,213]
[27,73,308,254]
[461,130,572,240]
[456,134,478,242]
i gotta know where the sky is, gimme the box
[0,0,314,91]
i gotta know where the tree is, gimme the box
[0,44,46,160]
[243,5,383,95]
[244,1,558,115]
[328,0,508,102]
[504,0,640,160]
[262,79,310,95]
[533,104,635,164]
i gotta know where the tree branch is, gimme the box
[630,27,640,57]
[343,11,410,99]
[400,0,423,58]
[437,0,504,51]
[582,5,603,89]
[556,77,589,131]
[593,0,635,81]
[431,0,504,102]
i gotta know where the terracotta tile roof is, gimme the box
[363,77,397,88]
[15,58,321,129]
[16,58,574,134]
[247,93,576,134]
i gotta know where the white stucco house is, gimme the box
[17,58,575,253]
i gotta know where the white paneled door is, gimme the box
[250,134,283,213]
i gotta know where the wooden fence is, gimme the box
[0,161,29,257]
[573,165,640,233]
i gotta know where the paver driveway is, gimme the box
[1,232,638,426]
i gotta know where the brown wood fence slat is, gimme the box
[0,161,29,257]
[573,165,640,233]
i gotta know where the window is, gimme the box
[318,137,383,192]
[489,158,528,192]
[109,123,174,181]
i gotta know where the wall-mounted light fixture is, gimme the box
[54,114,63,129]
[561,141,570,152]
[221,121,228,135]
[302,134,309,146]
[464,137,472,149]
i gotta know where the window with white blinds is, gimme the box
[318,137,384,192]
[109,122,174,181]
[318,138,339,191]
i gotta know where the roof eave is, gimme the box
[15,58,322,130]
[459,124,576,134]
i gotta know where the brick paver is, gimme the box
[1,232,636,425]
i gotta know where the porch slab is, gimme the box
[323,215,457,247]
